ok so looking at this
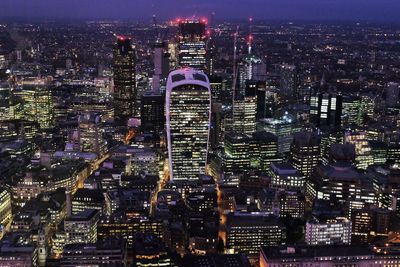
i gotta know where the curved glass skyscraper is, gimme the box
[166,68,211,181]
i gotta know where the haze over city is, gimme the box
[1,0,400,22]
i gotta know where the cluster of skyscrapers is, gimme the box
[0,14,400,267]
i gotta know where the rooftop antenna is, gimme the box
[248,17,253,55]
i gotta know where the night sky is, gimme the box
[1,0,399,22]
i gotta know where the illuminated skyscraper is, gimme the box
[310,92,342,127]
[0,82,10,121]
[166,68,211,182]
[280,64,297,97]
[152,40,170,93]
[78,113,107,157]
[113,37,137,121]
[19,85,54,129]
[177,19,208,71]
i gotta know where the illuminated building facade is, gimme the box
[269,162,305,190]
[64,209,100,245]
[289,131,321,177]
[280,64,297,97]
[345,131,374,170]
[166,69,211,182]
[0,188,12,232]
[113,37,137,121]
[60,239,127,266]
[78,112,107,157]
[177,19,208,71]
[260,245,400,267]
[258,115,301,154]
[20,85,54,129]
[0,82,10,120]
[310,92,342,127]
[306,217,352,245]
[225,213,286,256]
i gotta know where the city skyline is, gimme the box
[1,0,400,23]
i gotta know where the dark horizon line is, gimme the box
[1,16,400,26]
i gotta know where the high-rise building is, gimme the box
[342,95,363,126]
[61,239,127,266]
[225,213,286,256]
[140,91,165,132]
[258,115,301,154]
[0,188,12,234]
[177,19,208,71]
[113,37,137,121]
[260,244,400,267]
[289,131,321,177]
[224,132,251,174]
[166,68,211,182]
[19,85,54,129]
[386,82,399,107]
[344,131,374,170]
[310,92,342,127]
[305,217,352,245]
[280,64,297,97]
[269,162,305,191]
[0,82,10,121]
[229,81,258,134]
[306,162,375,205]
[152,40,170,93]
[78,113,107,156]
[133,233,176,267]
[64,209,100,245]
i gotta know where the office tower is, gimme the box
[61,239,127,266]
[133,233,176,267]
[0,233,38,267]
[140,91,165,132]
[289,132,321,177]
[225,213,286,256]
[152,40,170,93]
[230,81,258,134]
[72,188,106,216]
[19,85,54,129]
[0,188,12,232]
[258,115,301,154]
[64,209,100,245]
[280,64,297,97]
[166,69,211,182]
[351,207,390,243]
[113,37,137,121]
[310,92,342,127]
[224,132,251,174]
[369,140,387,164]
[254,81,268,119]
[344,131,373,170]
[305,217,352,245]
[78,113,107,156]
[342,95,364,126]
[239,55,266,89]
[250,131,280,170]
[269,162,305,191]
[0,82,10,121]
[386,82,399,107]
[278,190,305,219]
[260,244,400,267]
[209,75,223,103]
[177,19,208,71]
[387,144,400,164]
[98,217,164,249]
[306,162,375,205]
